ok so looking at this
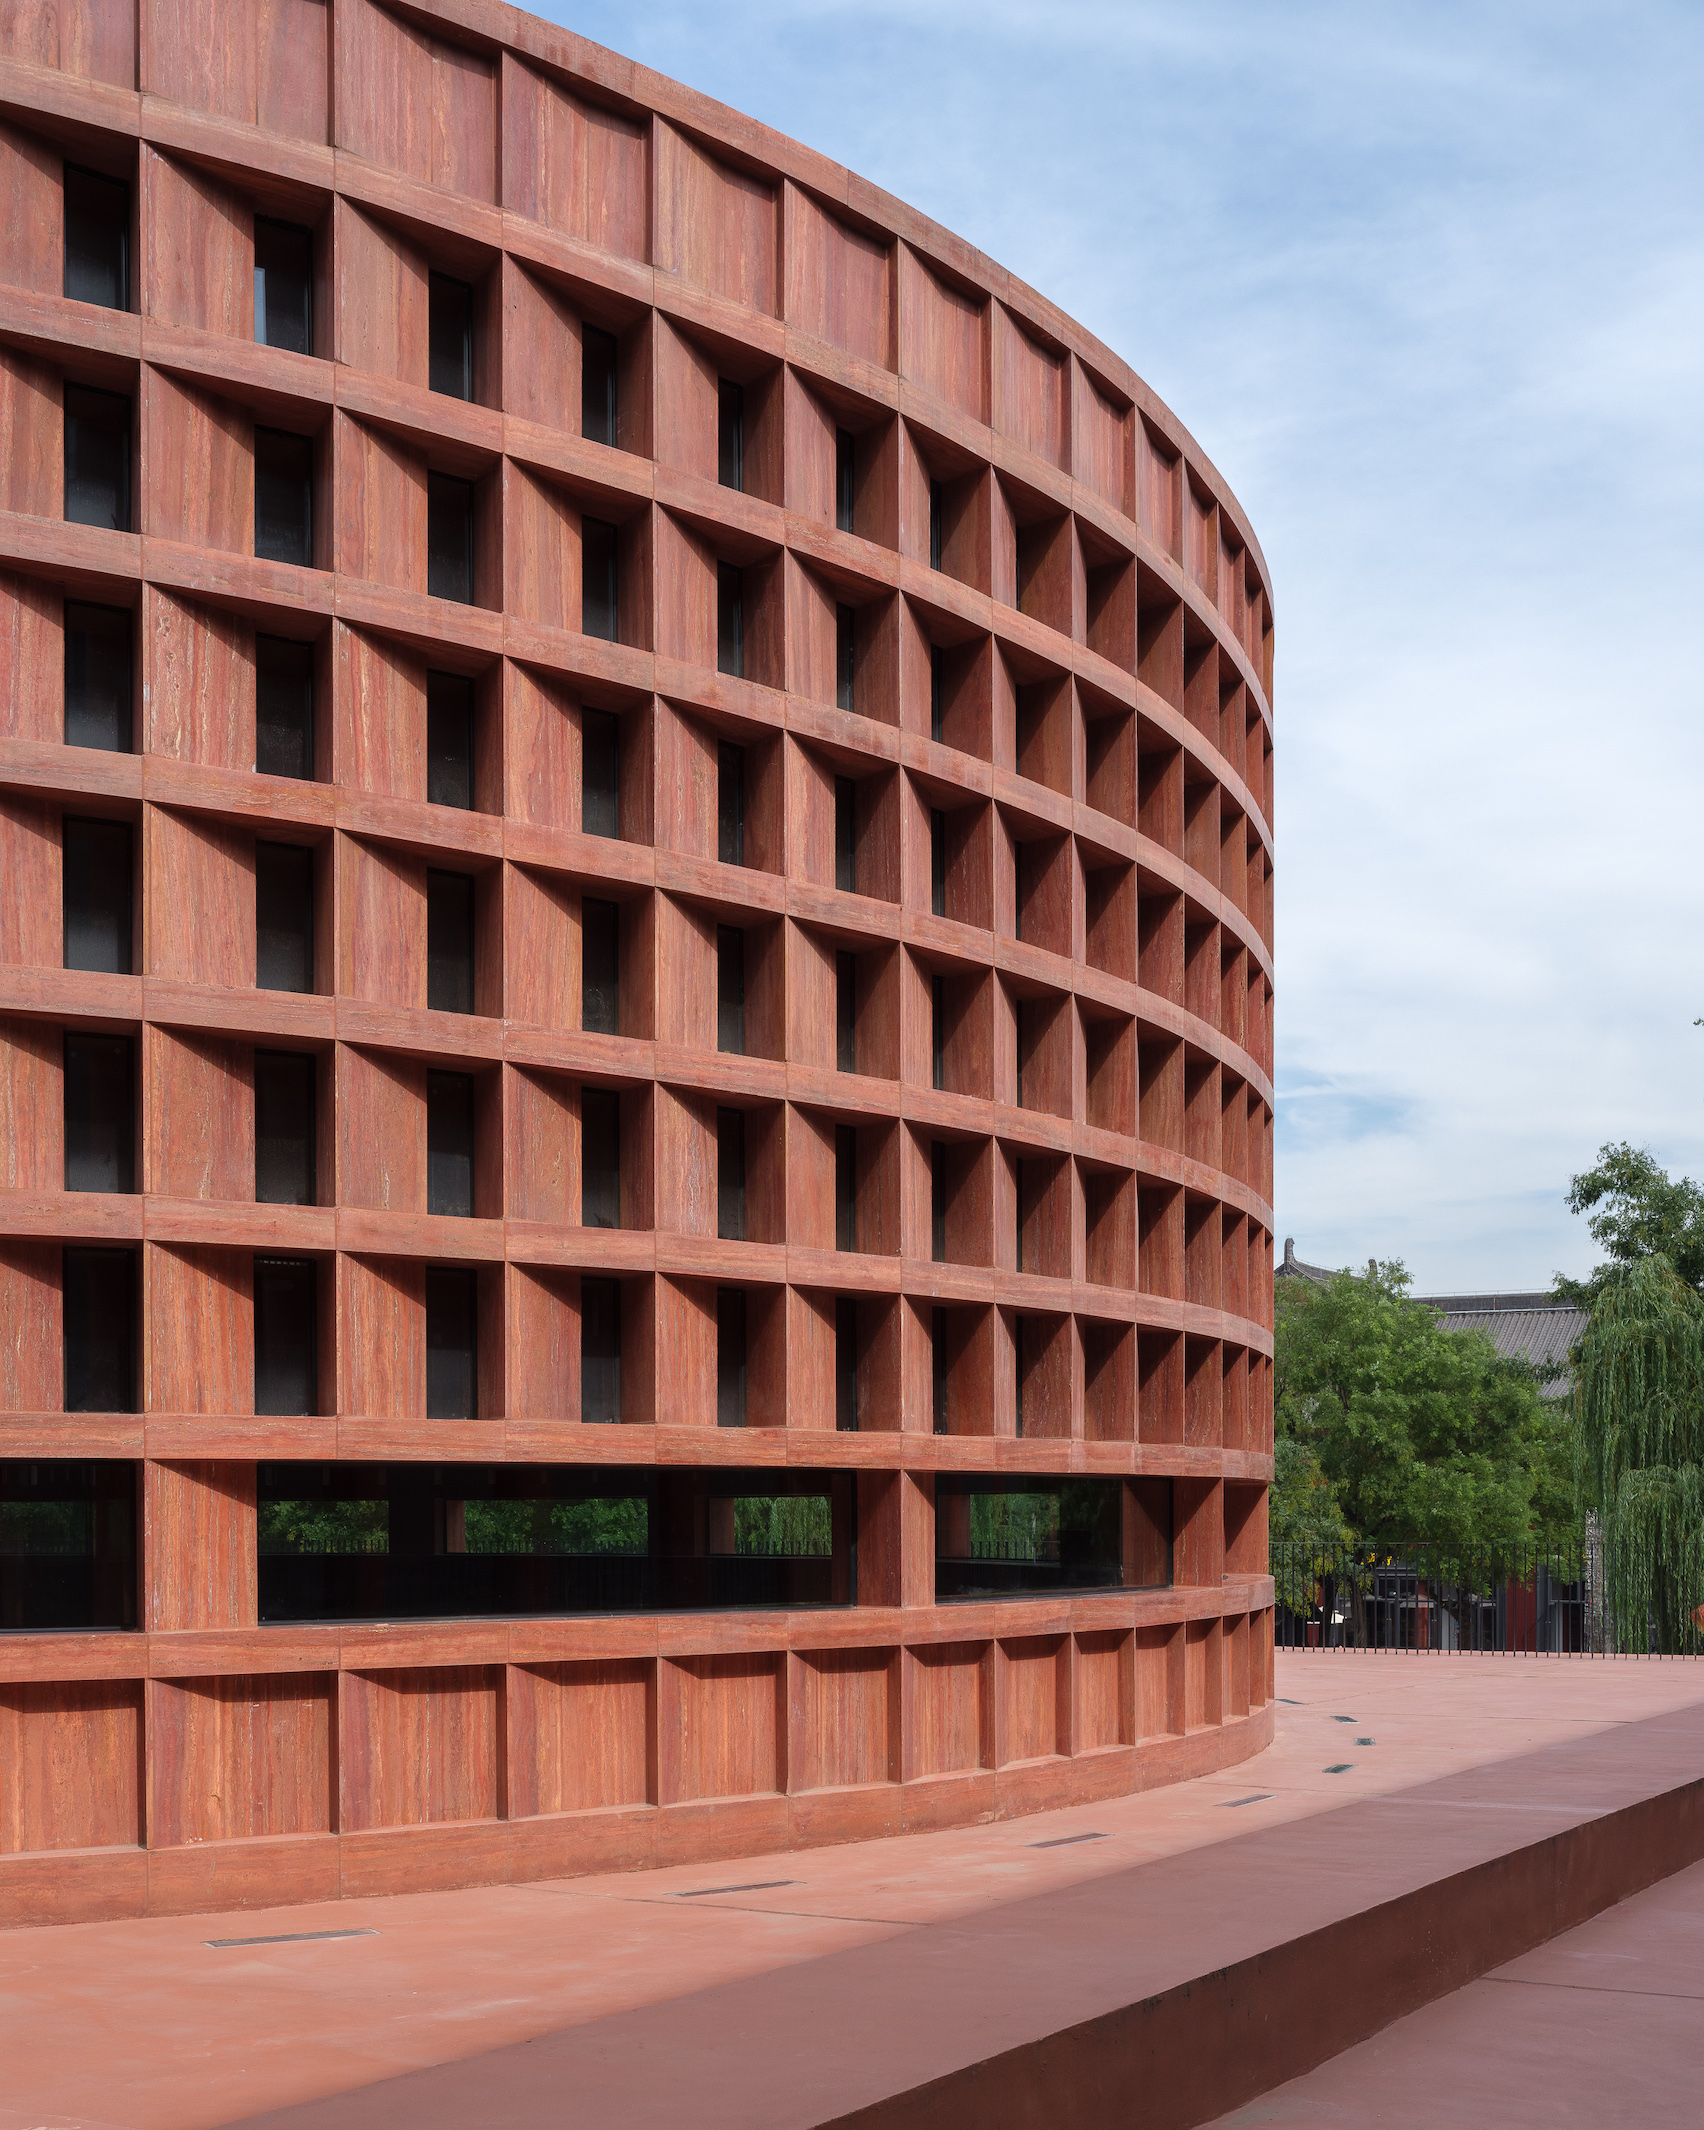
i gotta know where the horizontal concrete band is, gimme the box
[228,1697,1704,2130]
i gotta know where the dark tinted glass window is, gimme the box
[1015,1313,1027,1433]
[836,428,855,533]
[929,480,944,570]
[716,563,743,677]
[934,1475,1129,1600]
[255,636,315,779]
[835,1124,855,1251]
[836,952,855,1074]
[255,1049,316,1206]
[581,1278,621,1422]
[836,606,855,713]
[254,219,312,354]
[581,325,617,447]
[836,1296,858,1431]
[581,517,618,642]
[427,1070,475,1218]
[63,166,128,311]
[425,1266,478,1419]
[931,1140,947,1263]
[717,379,744,490]
[582,898,619,1035]
[835,776,856,892]
[582,1087,620,1229]
[716,1286,746,1427]
[931,809,947,916]
[427,870,476,1015]
[427,472,474,603]
[0,1460,136,1631]
[717,1106,745,1242]
[582,709,619,839]
[64,1033,133,1194]
[63,384,130,530]
[931,974,945,1091]
[717,925,745,1056]
[253,428,313,567]
[62,816,131,973]
[426,671,474,810]
[63,1247,136,1412]
[256,842,314,993]
[930,645,944,743]
[254,1256,317,1416]
[64,602,132,752]
[717,742,744,865]
[932,1306,948,1434]
[428,273,473,399]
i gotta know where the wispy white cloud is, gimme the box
[542,0,1704,1286]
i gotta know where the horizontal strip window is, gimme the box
[934,1474,1165,1601]
[256,1463,855,1623]
[0,1460,136,1631]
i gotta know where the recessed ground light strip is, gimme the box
[675,1879,799,1898]
[1027,1831,1110,1848]
[205,1928,378,1948]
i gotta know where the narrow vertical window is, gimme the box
[427,472,474,603]
[930,644,944,743]
[425,1266,478,1419]
[426,671,475,810]
[931,974,945,1092]
[428,272,474,400]
[581,517,618,642]
[717,743,745,865]
[427,870,476,1015]
[63,602,131,752]
[1016,1159,1029,1272]
[929,479,944,570]
[254,429,313,567]
[254,1256,317,1416]
[581,1087,620,1228]
[932,1305,948,1435]
[1016,998,1030,1110]
[716,563,744,677]
[426,1070,475,1217]
[717,1105,746,1241]
[63,1246,136,1412]
[717,925,745,1055]
[834,775,856,892]
[256,842,314,993]
[835,428,855,533]
[1015,1314,1027,1437]
[63,1033,133,1193]
[63,166,128,311]
[717,379,744,491]
[836,951,856,1074]
[716,1285,747,1426]
[581,1275,621,1421]
[582,709,620,838]
[253,219,312,354]
[930,808,946,917]
[255,636,314,780]
[581,324,618,446]
[581,897,620,1035]
[62,817,131,974]
[255,1049,316,1206]
[63,385,130,530]
[835,1296,858,1431]
[835,1124,856,1251]
[836,605,856,713]
[931,1140,947,1264]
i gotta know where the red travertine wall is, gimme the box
[0,0,1276,1925]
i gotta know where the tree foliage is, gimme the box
[1275,1260,1569,1555]
[1555,1143,1704,1304]
[1573,1254,1704,1652]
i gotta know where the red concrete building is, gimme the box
[0,0,1276,1925]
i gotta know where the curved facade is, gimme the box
[0,0,1275,1925]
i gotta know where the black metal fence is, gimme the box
[1271,1541,1688,1656]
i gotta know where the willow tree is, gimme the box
[1575,1254,1704,1652]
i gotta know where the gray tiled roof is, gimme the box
[1412,1295,1585,1395]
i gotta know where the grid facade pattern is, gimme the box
[0,0,1276,1924]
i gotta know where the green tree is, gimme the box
[1554,1143,1704,1304]
[1275,1260,1566,1555]
[1574,1255,1704,1653]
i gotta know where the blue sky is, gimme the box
[542,0,1704,1289]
